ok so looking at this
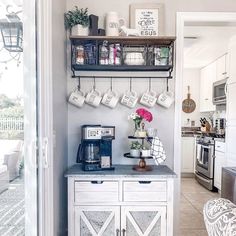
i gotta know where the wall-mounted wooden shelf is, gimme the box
[70,36,176,45]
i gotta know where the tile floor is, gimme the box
[179,177,219,236]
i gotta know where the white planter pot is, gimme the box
[141,149,151,157]
[130,149,140,157]
[71,24,89,36]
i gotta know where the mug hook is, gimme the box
[110,77,113,91]
[129,77,132,92]
[77,76,81,91]
[149,77,151,92]
[93,76,96,90]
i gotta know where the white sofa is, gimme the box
[0,165,9,193]
[0,140,23,192]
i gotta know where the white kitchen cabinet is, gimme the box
[200,62,216,112]
[75,205,120,235]
[181,137,195,173]
[121,206,166,236]
[216,54,228,82]
[228,35,236,84]
[66,166,175,236]
[226,82,236,122]
[226,82,236,166]
[214,141,226,191]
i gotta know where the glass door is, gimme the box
[0,0,40,235]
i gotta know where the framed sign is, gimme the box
[130,3,164,36]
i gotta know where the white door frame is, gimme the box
[23,0,38,235]
[174,11,236,233]
[175,11,236,176]
[37,0,54,235]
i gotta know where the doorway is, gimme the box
[175,12,236,235]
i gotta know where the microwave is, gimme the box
[213,78,227,105]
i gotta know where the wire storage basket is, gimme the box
[72,43,97,65]
[123,45,147,66]
[98,40,122,66]
[152,46,172,66]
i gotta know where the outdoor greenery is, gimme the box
[64,6,89,29]
[0,94,23,139]
[0,94,23,118]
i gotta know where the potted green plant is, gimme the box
[130,141,142,157]
[64,6,89,36]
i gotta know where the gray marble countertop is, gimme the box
[65,164,177,178]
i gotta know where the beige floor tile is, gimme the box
[180,177,217,234]
[180,211,206,229]
[178,229,208,236]
[181,202,199,213]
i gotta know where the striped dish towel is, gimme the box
[150,136,167,165]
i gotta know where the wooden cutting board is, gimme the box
[182,86,196,113]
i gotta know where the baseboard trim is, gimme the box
[181,173,195,178]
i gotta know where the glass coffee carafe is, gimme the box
[84,143,100,163]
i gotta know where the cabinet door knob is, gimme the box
[122,229,126,236]
[116,229,120,236]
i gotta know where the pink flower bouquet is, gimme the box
[136,108,153,122]
[128,108,153,134]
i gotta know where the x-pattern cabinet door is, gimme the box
[121,206,167,236]
[75,206,120,236]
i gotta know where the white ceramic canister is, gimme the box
[106,12,120,36]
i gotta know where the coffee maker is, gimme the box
[77,125,115,171]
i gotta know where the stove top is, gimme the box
[198,132,225,139]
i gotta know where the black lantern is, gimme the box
[0,14,23,52]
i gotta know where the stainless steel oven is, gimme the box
[195,137,215,190]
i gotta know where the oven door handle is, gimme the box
[201,145,213,149]
[196,173,211,183]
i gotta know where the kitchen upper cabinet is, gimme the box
[216,54,228,82]
[228,35,236,84]
[200,62,216,112]
[181,137,195,173]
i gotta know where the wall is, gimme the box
[52,0,67,235]
[66,0,236,170]
[67,0,236,36]
[182,69,201,127]
[68,77,175,168]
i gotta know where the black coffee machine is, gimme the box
[77,125,115,171]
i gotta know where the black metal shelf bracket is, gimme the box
[71,74,173,79]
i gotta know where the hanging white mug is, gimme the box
[106,12,120,36]
[120,90,138,108]
[140,90,157,108]
[85,89,102,107]
[156,91,174,108]
[101,89,119,109]
[68,89,85,108]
